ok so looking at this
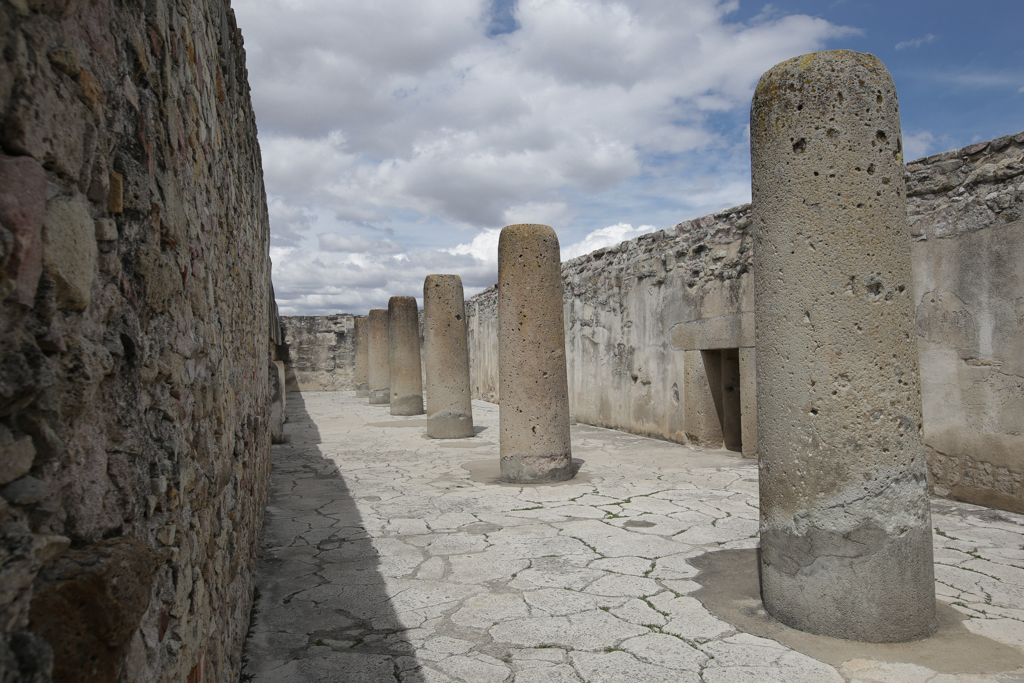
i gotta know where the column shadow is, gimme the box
[242,390,425,682]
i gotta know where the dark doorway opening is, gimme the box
[700,348,742,452]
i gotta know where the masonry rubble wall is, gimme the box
[0,0,272,680]
[281,312,426,392]
[280,314,356,391]
[465,131,1024,512]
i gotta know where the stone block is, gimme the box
[29,538,156,683]
[93,218,117,242]
[0,427,36,486]
[0,154,47,306]
[43,195,97,310]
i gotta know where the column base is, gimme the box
[391,394,424,416]
[369,388,390,405]
[499,453,575,483]
[760,522,936,642]
[427,412,474,439]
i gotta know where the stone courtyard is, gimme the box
[242,392,1024,682]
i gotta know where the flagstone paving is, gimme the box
[242,391,1024,682]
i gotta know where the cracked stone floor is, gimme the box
[241,391,1024,682]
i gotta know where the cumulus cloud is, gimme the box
[903,131,938,161]
[318,234,405,254]
[895,34,936,51]
[272,220,666,315]
[233,0,852,314]
[562,223,654,260]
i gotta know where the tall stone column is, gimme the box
[367,309,390,405]
[353,316,369,397]
[497,224,573,483]
[424,275,474,438]
[388,296,424,416]
[751,50,935,642]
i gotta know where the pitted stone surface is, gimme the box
[354,316,369,397]
[751,50,935,642]
[497,224,573,483]
[424,275,474,438]
[243,392,1024,682]
[389,296,424,416]
[368,309,391,405]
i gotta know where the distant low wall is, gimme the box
[280,315,356,391]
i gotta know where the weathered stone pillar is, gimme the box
[497,224,573,483]
[751,50,935,642]
[367,309,390,405]
[353,316,369,397]
[424,275,474,438]
[388,296,424,416]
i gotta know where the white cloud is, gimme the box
[562,223,654,260]
[895,34,936,51]
[318,234,405,254]
[233,0,852,313]
[903,131,937,162]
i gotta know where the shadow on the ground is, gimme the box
[242,390,425,682]
[692,548,1024,675]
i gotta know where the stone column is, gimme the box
[353,316,369,397]
[388,296,424,416]
[751,50,934,642]
[367,309,390,405]
[497,224,573,483]
[424,275,474,438]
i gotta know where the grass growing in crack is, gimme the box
[350,637,364,648]
[314,639,327,646]
[603,646,623,653]
[935,527,960,541]
[512,506,543,511]
[600,606,611,612]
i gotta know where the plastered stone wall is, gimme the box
[908,132,1024,512]
[281,312,426,394]
[280,314,356,392]
[0,0,272,680]
[464,131,1024,513]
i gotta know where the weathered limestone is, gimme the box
[354,317,370,397]
[751,50,935,642]
[424,275,474,438]
[388,297,424,415]
[497,224,573,483]
[368,310,390,404]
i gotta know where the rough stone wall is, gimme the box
[465,131,1024,512]
[282,312,428,393]
[280,314,356,392]
[0,0,271,681]
[907,132,1024,512]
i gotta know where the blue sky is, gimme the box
[232,0,1023,315]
